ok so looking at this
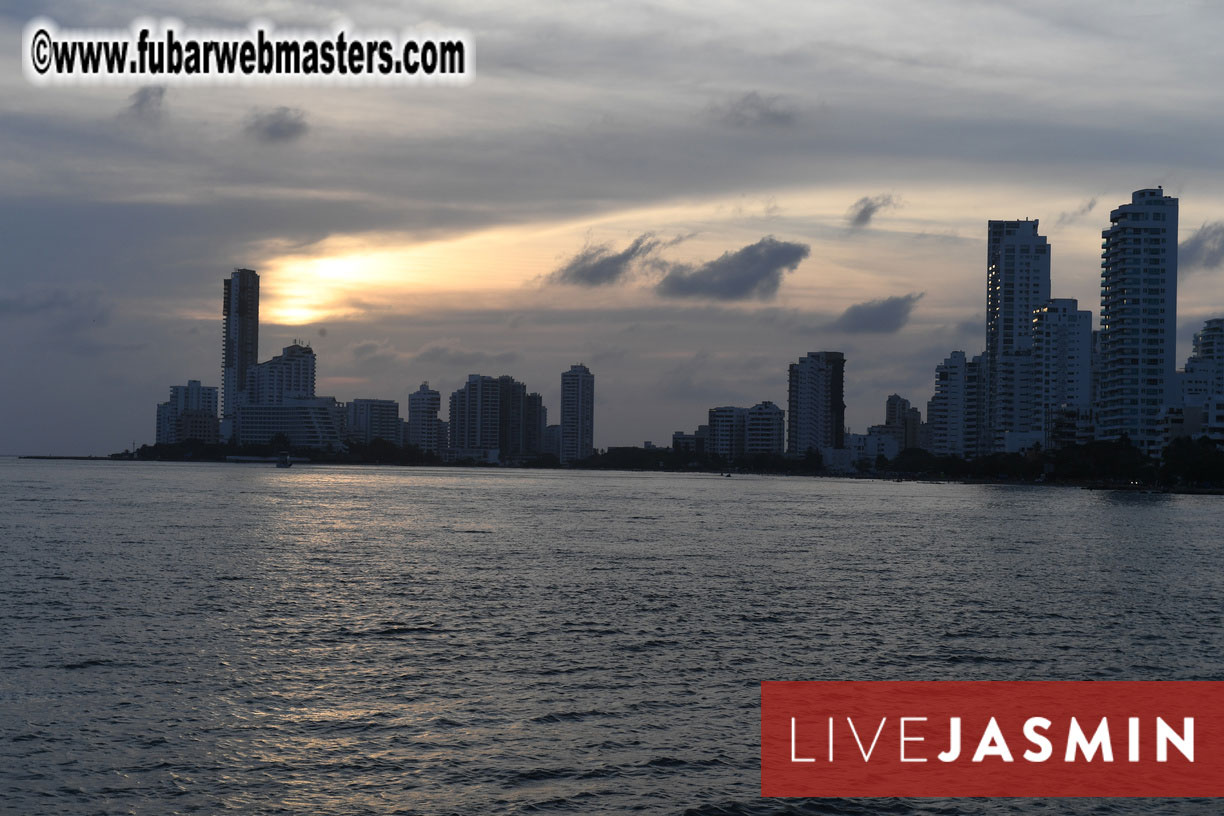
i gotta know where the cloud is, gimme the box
[656,237,810,301]
[1180,221,1224,273]
[351,339,410,366]
[1055,196,1097,226]
[122,86,166,125]
[0,288,111,327]
[709,91,798,128]
[412,340,519,368]
[550,233,661,286]
[846,194,899,229]
[244,107,309,143]
[830,293,924,333]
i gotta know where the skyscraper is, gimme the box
[787,351,845,456]
[244,343,316,404]
[497,375,529,462]
[449,374,501,458]
[156,380,220,445]
[1098,188,1178,455]
[745,401,785,457]
[560,364,594,464]
[880,393,922,451]
[221,268,259,437]
[986,220,1050,451]
[706,406,748,461]
[346,399,402,446]
[926,350,988,458]
[524,392,547,457]
[1032,299,1092,448]
[1183,318,1224,406]
[407,382,443,453]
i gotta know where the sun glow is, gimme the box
[255,229,560,326]
[249,180,1111,327]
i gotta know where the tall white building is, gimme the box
[745,401,785,456]
[407,382,443,453]
[560,364,594,464]
[235,396,346,449]
[449,374,501,459]
[245,343,316,405]
[1183,318,1224,406]
[1032,299,1093,449]
[221,268,259,438]
[346,398,401,446]
[707,406,748,461]
[986,220,1051,451]
[1098,188,1178,455]
[156,380,219,445]
[787,351,845,456]
[926,350,989,458]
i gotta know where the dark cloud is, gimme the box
[244,107,309,143]
[122,86,166,125]
[709,91,798,128]
[830,293,924,333]
[846,194,899,229]
[1055,196,1097,226]
[413,341,519,368]
[550,233,661,286]
[351,339,409,366]
[0,288,111,328]
[656,237,810,301]
[1180,222,1224,273]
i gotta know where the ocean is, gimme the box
[2,458,1221,814]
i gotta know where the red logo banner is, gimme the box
[761,681,1224,797]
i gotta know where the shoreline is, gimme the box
[13,454,1224,495]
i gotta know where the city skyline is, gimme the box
[151,185,1217,465]
[24,186,1224,457]
[8,2,1224,455]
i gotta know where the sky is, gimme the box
[5,0,1224,455]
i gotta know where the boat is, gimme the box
[276,451,292,468]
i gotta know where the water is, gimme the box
[2,458,1222,814]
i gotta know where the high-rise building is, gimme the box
[560,364,595,464]
[926,351,989,458]
[543,424,562,459]
[155,380,220,445]
[787,351,845,456]
[1183,318,1224,406]
[230,344,335,449]
[245,343,316,404]
[745,401,785,456]
[497,375,529,462]
[986,220,1051,451]
[235,396,346,449]
[407,382,443,453]
[1032,299,1092,449]
[524,392,547,457]
[877,393,922,451]
[1098,188,1178,455]
[706,406,748,461]
[346,399,402,446]
[449,374,501,459]
[221,268,259,436]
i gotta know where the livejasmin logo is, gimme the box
[789,713,1193,764]
[761,681,1224,797]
